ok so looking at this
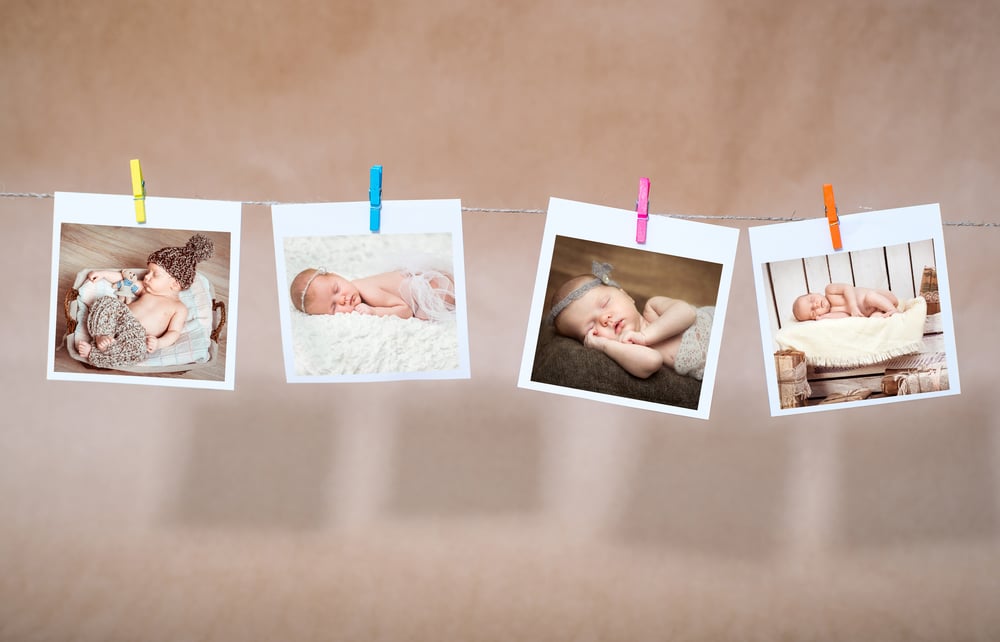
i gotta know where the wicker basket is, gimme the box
[62,269,226,373]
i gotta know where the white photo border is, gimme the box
[748,203,961,416]
[271,199,471,383]
[517,197,739,420]
[46,191,243,390]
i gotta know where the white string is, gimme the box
[2,191,998,227]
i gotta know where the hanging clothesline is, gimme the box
[2,191,997,227]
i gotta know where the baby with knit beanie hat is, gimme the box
[146,234,214,290]
[76,234,215,369]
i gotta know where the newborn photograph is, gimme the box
[529,236,722,411]
[519,197,739,419]
[281,232,462,379]
[46,192,241,390]
[761,240,948,409]
[750,204,961,414]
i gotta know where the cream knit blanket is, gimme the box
[775,296,928,368]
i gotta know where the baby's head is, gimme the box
[547,262,640,342]
[146,234,214,292]
[792,293,830,321]
[291,268,361,315]
[139,263,179,295]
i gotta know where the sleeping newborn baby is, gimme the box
[291,267,455,321]
[793,283,899,321]
[547,261,713,380]
[76,234,214,368]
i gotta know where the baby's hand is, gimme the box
[620,330,647,345]
[146,335,158,353]
[354,303,374,315]
[583,332,610,351]
[94,334,115,352]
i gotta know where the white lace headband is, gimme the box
[298,267,327,313]
[545,261,620,325]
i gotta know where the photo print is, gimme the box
[47,191,242,390]
[518,197,739,419]
[272,199,470,382]
[749,203,960,415]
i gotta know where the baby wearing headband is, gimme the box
[290,267,455,321]
[547,261,714,380]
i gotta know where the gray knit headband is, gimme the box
[545,261,620,325]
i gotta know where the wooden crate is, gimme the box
[774,349,810,409]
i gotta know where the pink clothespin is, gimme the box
[635,177,651,244]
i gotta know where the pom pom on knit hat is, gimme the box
[147,234,214,290]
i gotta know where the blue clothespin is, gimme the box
[369,165,383,232]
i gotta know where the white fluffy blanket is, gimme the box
[775,296,928,367]
[284,233,459,376]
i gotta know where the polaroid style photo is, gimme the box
[518,197,739,419]
[47,192,242,390]
[272,199,470,383]
[749,204,960,415]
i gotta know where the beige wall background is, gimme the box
[2,1,999,640]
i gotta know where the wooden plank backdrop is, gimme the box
[2,2,1000,641]
[764,240,938,334]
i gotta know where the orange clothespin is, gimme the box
[635,177,650,244]
[131,159,146,224]
[823,183,841,250]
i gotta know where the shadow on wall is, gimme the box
[382,380,544,518]
[162,377,545,529]
[831,386,998,550]
[163,391,336,530]
[614,425,793,561]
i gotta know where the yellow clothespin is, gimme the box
[131,159,146,224]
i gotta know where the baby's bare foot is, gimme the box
[77,339,92,358]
